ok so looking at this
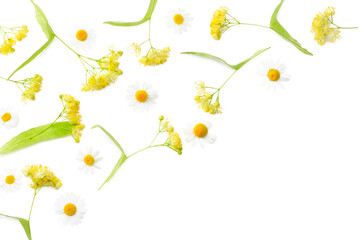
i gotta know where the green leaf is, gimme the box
[0,121,74,155]
[104,0,158,26]
[270,0,312,56]
[30,0,55,39]
[98,154,128,190]
[182,47,270,70]
[8,36,54,79]
[181,52,234,69]
[18,218,32,240]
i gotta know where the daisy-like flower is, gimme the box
[70,26,95,52]
[0,169,22,192]
[0,106,19,129]
[166,8,193,34]
[126,83,158,111]
[77,147,102,174]
[55,193,86,226]
[184,121,216,146]
[258,60,290,90]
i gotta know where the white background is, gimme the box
[0,0,360,239]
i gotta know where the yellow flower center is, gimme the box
[135,90,148,102]
[63,203,77,216]
[5,175,15,185]
[76,29,88,41]
[1,113,12,122]
[267,69,281,81]
[84,154,95,166]
[173,14,184,25]
[193,123,208,138]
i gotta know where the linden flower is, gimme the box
[129,42,141,57]
[166,9,193,34]
[21,74,43,102]
[0,25,28,55]
[126,82,158,111]
[77,147,102,174]
[55,193,86,226]
[258,60,290,90]
[70,26,95,51]
[159,116,183,155]
[22,165,62,190]
[0,169,22,192]
[194,81,222,115]
[139,47,170,66]
[184,121,216,146]
[210,6,229,40]
[0,106,19,129]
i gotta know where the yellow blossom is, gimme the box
[210,6,228,40]
[15,25,29,41]
[22,165,62,190]
[129,42,141,57]
[21,74,43,102]
[194,81,222,115]
[159,116,183,155]
[0,38,16,55]
[139,47,170,66]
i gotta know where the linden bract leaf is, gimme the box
[18,218,32,240]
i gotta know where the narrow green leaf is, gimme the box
[104,0,158,26]
[181,52,235,69]
[18,218,32,240]
[0,121,73,155]
[270,0,312,56]
[8,36,54,79]
[99,154,128,190]
[92,125,126,155]
[232,47,271,70]
[30,0,55,39]
[182,47,270,70]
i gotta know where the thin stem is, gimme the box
[240,23,270,29]
[217,69,238,92]
[55,35,80,57]
[126,144,165,159]
[0,213,19,220]
[139,39,150,46]
[28,189,39,221]
[149,131,160,146]
[148,19,153,48]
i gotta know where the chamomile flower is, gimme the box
[184,121,216,146]
[126,83,158,111]
[55,193,86,226]
[166,9,193,34]
[70,26,95,52]
[0,169,22,192]
[76,147,102,174]
[0,106,19,129]
[258,60,290,90]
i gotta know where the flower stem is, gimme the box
[240,23,270,29]
[0,213,19,220]
[217,69,238,92]
[28,189,39,221]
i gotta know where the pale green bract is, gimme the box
[0,122,73,155]
[9,0,55,78]
[18,218,32,240]
[181,47,271,70]
[270,0,312,56]
[104,0,158,26]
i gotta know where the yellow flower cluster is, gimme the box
[60,94,85,143]
[194,81,222,115]
[210,7,228,40]
[129,42,141,57]
[159,116,183,155]
[22,74,43,102]
[311,7,340,45]
[22,165,62,190]
[139,47,170,66]
[82,49,123,92]
[0,25,28,55]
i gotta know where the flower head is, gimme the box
[139,47,170,66]
[159,116,183,155]
[184,121,216,146]
[194,81,222,115]
[22,165,62,190]
[15,25,29,41]
[167,9,193,34]
[126,83,158,111]
[210,6,229,40]
[21,74,43,102]
[0,106,19,129]
[55,193,86,225]
[311,7,341,45]
[0,169,22,192]
[0,38,16,55]
[0,25,28,55]
[129,42,141,57]
[257,60,290,90]
[77,147,102,174]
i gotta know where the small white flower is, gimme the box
[69,26,96,52]
[0,169,22,192]
[55,193,86,226]
[258,59,290,90]
[126,83,158,112]
[0,106,19,129]
[166,9,193,34]
[76,147,102,174]
[184,121,216,146]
